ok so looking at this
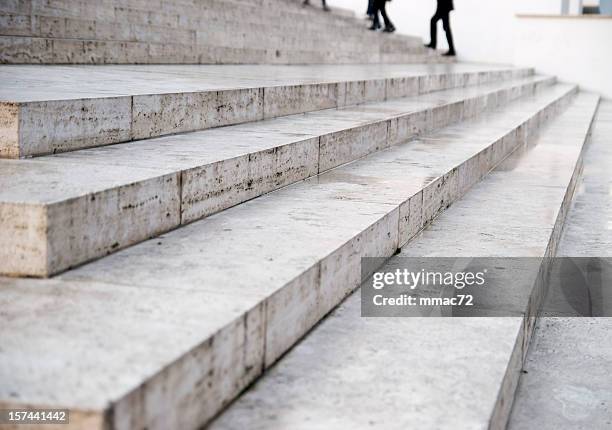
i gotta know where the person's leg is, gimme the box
[367,0,375,17]
[380,0,395,31]
[369,0,381,29]
[442,12,455,55]
[426,12,441,48]
[322,0,330,11]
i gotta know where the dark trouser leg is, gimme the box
[371,2,381,27]
[367,0,375,16]
[429,12,441,48]
[441,12,455,53]
[379,0,394,28]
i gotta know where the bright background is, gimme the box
[330,0,612,97]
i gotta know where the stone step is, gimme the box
[0,0,412,42]
[1,0,367,33]
[208,91,600,430]
[0,35,440,65]
[0,83,579,430]
[2,6,414,46]
[0,74,556,277]
[0,64,533,158]
[2,17,422,54]
[508,101,612,430]
[0,0,427,64]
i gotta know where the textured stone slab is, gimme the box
[508,101,612,430]
[0,76,561,277]
[0,0,428,65]
[0,85,580,429]
[508,318,612,430]
[0,159,180,277]
[208,93,600,430]
[0,63,531,157]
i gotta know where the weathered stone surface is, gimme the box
[0,76,561,277]
[19,96,132,156]
[0,63,532,157]
[131,88,264,140]
[208,92,600,430]
[508,101,612,430]
[0,159,180,276]
[0,277,266,430]
[0,85,584,430]
[0,101,19,158]
[0,0,431,65]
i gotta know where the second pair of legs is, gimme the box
[369,0,395,33]
[424,10,456,56]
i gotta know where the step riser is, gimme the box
[0,77,554,278]
[0,34,426,62]
[489,99,600,430]
[101,88,577,430]
[0,24,423,55]
[1,68,531,159]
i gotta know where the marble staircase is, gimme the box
[0,1,608,430]
[0,64,529,158]
[1,69,553,277]
[208,92,601,430]
[0,80,590,429]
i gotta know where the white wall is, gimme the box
[332,0,563,63]
[331,0,612,98]
[514,16,612,98]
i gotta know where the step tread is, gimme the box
[206,92,600,430]
[0,63,526,103]
[0,84,580,428]
[0,74,556,205]
[508,101,612,430]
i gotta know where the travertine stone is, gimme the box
[508,101,612,430]
[132,88,264,139]
[319,121,390,171]
[181,135,320,223]
[0,63,533,157]
[0,277,266,430]
[0,201,47,277]
[19,97,132,156]
[0,85,589,430]
[263,83,338,118]
[0,0,434,65]
[208,92,600,430]
[0,101,19,158]
[508,319,612,430]
[0,77,563,276]
[0,160,180,276]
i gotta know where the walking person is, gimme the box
[424,0,456,56]
[369,0,395,33]
[366,0,375,20]
[303,0,330,12]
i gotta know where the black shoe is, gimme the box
[424,43,435,49]
[443,50,456,57]
[323,5,330,11]
[369,23,381,31]
[383,26,396,33]
[302,0,310,5]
